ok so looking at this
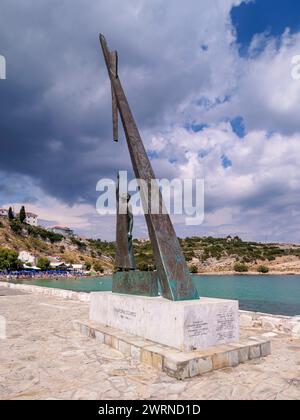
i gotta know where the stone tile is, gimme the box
[249,344,261,360]
[188,357,213,377]
[104,334,113,347]
[212,352,230,370]
[95,331,105,343]
[260,342,271,357]
[174,362,190,380]
[89,328,96,338]
[80,325,89,336]
[111,337,119,350]
[118,340,131,357]
[141,349,153,366]
[152,353,163,370]
[228,350,239,367]
[237,347,249,363]
[130,345,141,361]
[240,314,253,328]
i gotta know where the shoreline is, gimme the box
[1,280,299,323]
[1,270,300,282]
[197,270,300,276]
[0,273,108,282]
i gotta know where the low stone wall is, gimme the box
[240,310,300,339]
[0,281,90,303]
[1,281,299,338]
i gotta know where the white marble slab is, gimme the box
[89,292,239,351]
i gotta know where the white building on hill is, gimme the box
[0,209,8,217]
[18,251,36,265]
[24,212,38,226]
[49,226,74,238]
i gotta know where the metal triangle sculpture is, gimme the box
[99,34,199,301]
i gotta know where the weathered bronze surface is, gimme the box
[115,173,136,270]
[112,271,159,297]
[99,34,199,301]
[109,51,118,142]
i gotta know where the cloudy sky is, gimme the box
[0,0,300,242]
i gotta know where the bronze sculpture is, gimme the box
[115,173,135,271]
[99,34,199,301]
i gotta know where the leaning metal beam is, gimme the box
[99,34,199,301]
[109,51,118,142]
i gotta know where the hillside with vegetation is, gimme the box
[132,235,300,274]
[1,215,300,274]
[0,217,114,273]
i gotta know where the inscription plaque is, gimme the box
[216,310,236,341]
[187,321,209,338]
[114,307,137,321]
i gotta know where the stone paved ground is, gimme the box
[0,293,300,400]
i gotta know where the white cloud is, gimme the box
[2,1,300,242]
[203,29,300,135]
[148,123,300,242]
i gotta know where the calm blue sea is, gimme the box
[11,275,300,316]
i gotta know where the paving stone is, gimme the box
[0,292,298,400]
[249,344,261,360]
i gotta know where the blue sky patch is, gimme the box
[230,116,246,138]
[196,95,231,110]
[221,154,232,169]
[148,150,159,160]
[231,0,300,55]
[185,122,208,133]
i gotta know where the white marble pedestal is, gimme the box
[89,292,239,351]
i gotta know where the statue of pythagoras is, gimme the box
[100,34,199,301]
[115,173,135,271]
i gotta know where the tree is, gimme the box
[0,247,22,271]
[257,265,269,274]
[190,265,198,274]
[84,261,92,271]
[93,262,104,273]
[8,207,14,220]
[234,263,249,273]
[9,219,22,234]
[37,257,50,270]
[19,206,26,223]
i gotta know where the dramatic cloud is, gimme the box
[1,0,300,241]
[149,123,300,242]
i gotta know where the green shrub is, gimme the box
[93,262,104,273]
[71,238,87,250]
[36,257,50,270]
[234,263,249,273]
[0,247,23,270]
[190,265,198,274]
[10,220,23,234]
[257,265,269,274]
[26,225,63,243]
[84,261,92,271]
[137,262,149,271]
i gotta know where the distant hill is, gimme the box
[0,217,114,273]
[132,236,300,274]
[1,216,300,274]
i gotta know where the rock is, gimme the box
[283,317,300,334]
[261,317,282,331]
[240,314,253,328]
[291,323,300,339]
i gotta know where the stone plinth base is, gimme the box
[112,271,159,297]
[89,292,239,352]
[74,320,271,380]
